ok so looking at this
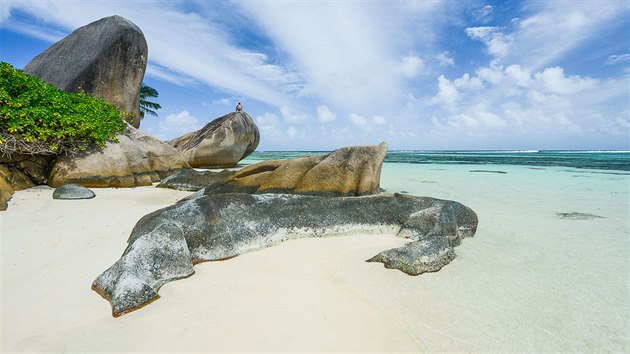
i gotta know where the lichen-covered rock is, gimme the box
[53,184,96,200]
[92,193,478,316]
[156,169,234,191]
[189,142,388,198]
[48,124,190,188]
[168,112,259,168]
[24,15,147,128]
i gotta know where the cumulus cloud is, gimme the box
[435,51,455,67]
[281,106,308,123]
[465,26,513,58]
[454,73,484,90]
[430,75,459,108]
[533,67,597,95]
[398,56,425,78]
[317,105,336,122]
[426,59,628,148]
[349,113,368,127]
[157,110,201,140]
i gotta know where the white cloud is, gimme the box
[505,64,532,87]
[372,115,386,125]
[398,56,425,78]
[212,98,231,106]
[435,51,455,67]
[349,113,368,126]
[606,54,630,65]
[287,126,297,139]
[454,73,484,90]
[281,106,308,123]
[476,60,505,85]
[426,60,628,148]
[533,67,597,95]
[256,112,280,126]
[430,75,459,108]
[317,105,337,122]
[507,1,630,69]
[157,110,201,140]
[465,26,513,58]
[473,5,493,23]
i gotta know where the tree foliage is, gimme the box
[0,62,127,156]
[139,83,161,119]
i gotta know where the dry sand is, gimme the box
[1,186,419,352]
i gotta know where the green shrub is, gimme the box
[0,61,127,156]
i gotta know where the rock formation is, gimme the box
[24,15,147,128]
[93,192,478,316]
[168,112,260,168]
[156,169,234,191]
[0,163,37,211]
[48,124,190,188]
[0,153,56,210]
[183,142,388,198]
[52,184,96,200]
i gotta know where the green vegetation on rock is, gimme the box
[0,62,127,156]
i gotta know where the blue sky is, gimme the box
[1,0,629,151]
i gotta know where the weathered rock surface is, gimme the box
[0,163,37,211]
[92,193,478,316]
[156,169,234,191]
[168,112,259,168]
[48,124,190,188]
[186,143,388,198]
[52,184,96,200]
[24,15,147,128]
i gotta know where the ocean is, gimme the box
[248,150,630,172]
[243,149,630,351]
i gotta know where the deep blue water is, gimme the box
[246,150,630,172]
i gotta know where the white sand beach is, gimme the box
[2,163,629,352]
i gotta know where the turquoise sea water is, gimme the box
[247,150,630,172]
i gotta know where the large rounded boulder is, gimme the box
[168,112,260,168]
[187,142,388,198]
[24,15,147,128]
[48,124,190,188]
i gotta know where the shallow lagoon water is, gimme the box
[371,162,629,351]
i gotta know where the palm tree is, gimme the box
[139,83,162,119]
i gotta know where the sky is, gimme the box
[0,0,629,151]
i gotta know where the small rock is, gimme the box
[53,184,96,199]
